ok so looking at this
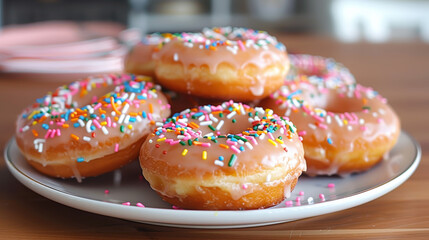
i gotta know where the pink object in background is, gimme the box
[0,21,136,81]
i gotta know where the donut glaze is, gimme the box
[261,79,400,176]
[16,74,171,180]
[124,34,163,77]
[125,27,289,101]
[140,101,306,210]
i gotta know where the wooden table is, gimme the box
[1,35,428,239]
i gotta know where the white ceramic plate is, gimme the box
[4,131,421,229]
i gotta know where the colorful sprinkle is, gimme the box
[17,74,169,168]
[145,101,301,173]
[268,139,278,147]
[228,154,237,167]
[70,134,79,141]
[136,202,145,208]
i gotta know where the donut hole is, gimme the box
[73,84,117,107]
[212,114,253,136]
[317,91,363,114]
[297,69,326,78]
[294,60,330,78]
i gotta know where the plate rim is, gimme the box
[4,131,421,228]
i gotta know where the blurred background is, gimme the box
[2,0,429,42]
[0,0,428,79]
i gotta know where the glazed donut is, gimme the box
[16,74,171,180]
[126,27,289,101]
[286,54,355,85]
[124,33,164,77]
[261,77,400,176]
[140,101,306,210]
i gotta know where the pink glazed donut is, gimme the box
[15,74,170,180]
[125,27,290,101]
[140,101,306,210]
[261,78,400,176]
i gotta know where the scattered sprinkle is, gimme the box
[18,74,169,171]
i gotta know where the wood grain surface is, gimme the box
[1,35,428,239]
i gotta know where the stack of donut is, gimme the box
[16,27,400,210]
